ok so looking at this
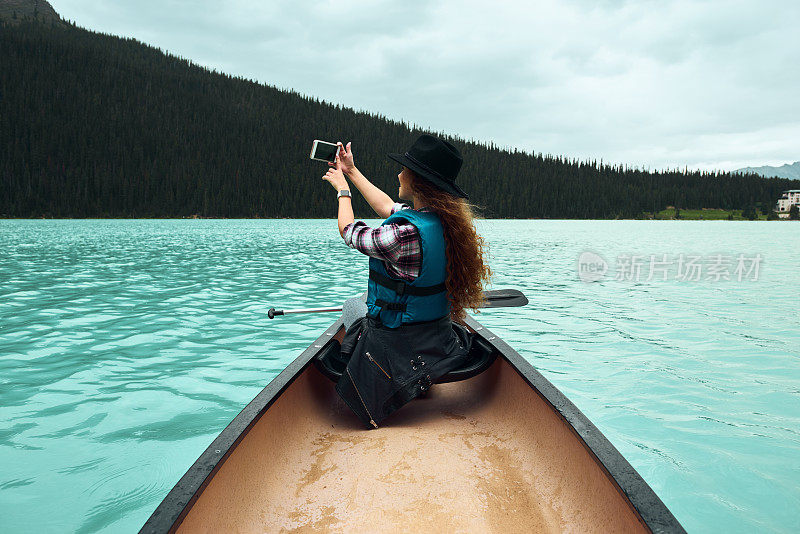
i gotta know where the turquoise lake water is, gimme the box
[1,219,798,533]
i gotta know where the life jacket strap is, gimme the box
[374,299,407,312]
[369,269,446,297]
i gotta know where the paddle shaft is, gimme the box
[268,306,344,318]
[268,289,527,319]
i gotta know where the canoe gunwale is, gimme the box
[462,315,686,534]
[140,315,686,534]
[138,318,344,534]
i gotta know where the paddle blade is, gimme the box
[480,289,528,308]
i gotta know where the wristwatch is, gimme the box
[337,189,352,200]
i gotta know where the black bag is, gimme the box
[335,315,472,429]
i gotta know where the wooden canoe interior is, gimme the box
[174,354,649,533]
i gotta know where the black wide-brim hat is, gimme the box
[388,134,469,199]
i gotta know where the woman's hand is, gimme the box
[322,167,348,191]
[329,141,355,175]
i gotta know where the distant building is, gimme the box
[775,190,800,219]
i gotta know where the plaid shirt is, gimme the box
[342,202,425,282]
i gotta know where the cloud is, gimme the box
[52,0,800,171]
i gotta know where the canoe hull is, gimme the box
[141,316,684,533]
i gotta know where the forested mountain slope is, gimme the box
[2,18,797,218]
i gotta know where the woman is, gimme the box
[321,134,491,428]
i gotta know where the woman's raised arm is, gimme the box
[332,142,394,219]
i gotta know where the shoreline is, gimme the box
[1,216,794,221]
[0,207,795,222]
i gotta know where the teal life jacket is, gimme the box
[366,208,449,328]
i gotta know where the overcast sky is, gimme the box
[52,0,799,172]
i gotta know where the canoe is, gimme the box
[140,315,685,533]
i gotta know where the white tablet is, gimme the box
[310,140,340,163]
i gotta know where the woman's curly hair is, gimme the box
[408,171,492,322]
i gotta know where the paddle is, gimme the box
[267,289,527,318]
